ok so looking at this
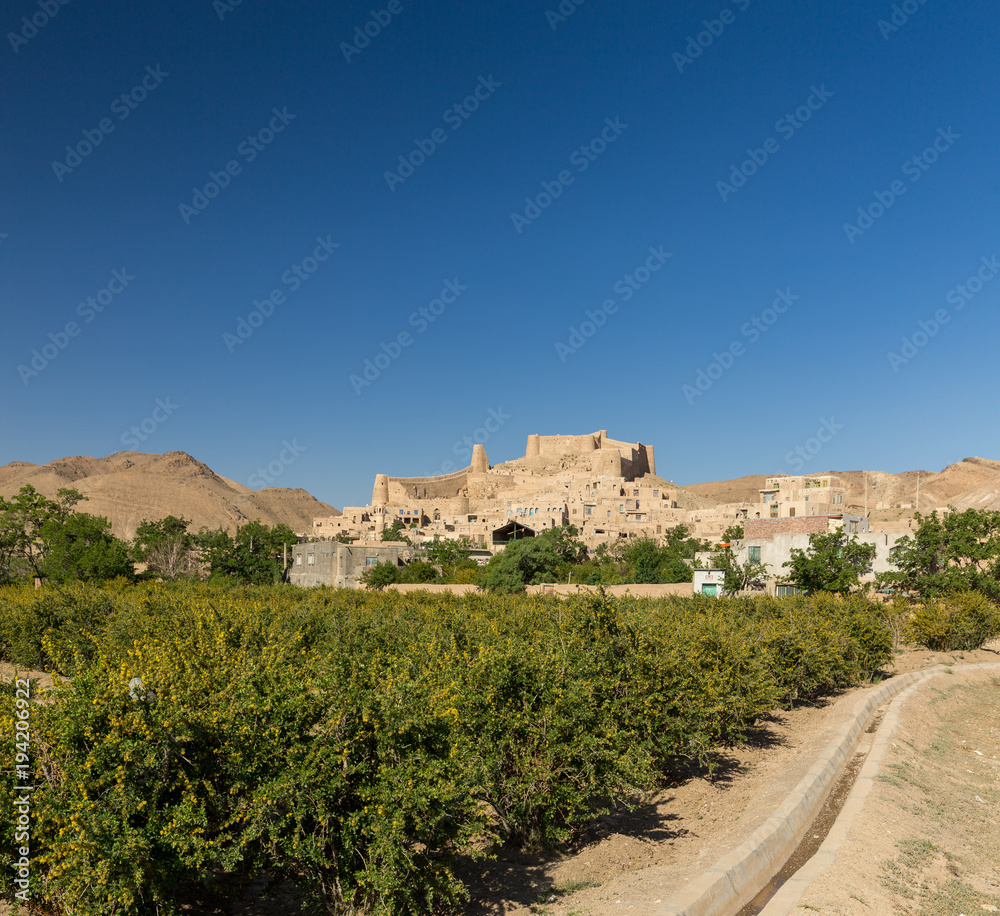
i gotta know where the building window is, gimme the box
[789,508,796,517]
[653,489,659,497]
[607,510,612,517]
[848,521,859,534]
[296,555,303,566]
[307,554,315,565]
[633,489,639,497]
[748,546,761,563]
[365,557,378,567]
[584,505,594,516]
[626,500,633,507]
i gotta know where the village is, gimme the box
[292,429,907,592]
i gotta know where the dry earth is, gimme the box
[777,667,1000,916]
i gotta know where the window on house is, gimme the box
[653,489,659,497]
[748,546,761,562]
[848,521,859,534]
[789,508,796,517]
[365,557,378,567]
[295,555,303,566]
[584,505,593,516]
[307,554,315,565]
[626,499,633,507]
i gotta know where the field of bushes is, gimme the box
[0,581,925,914]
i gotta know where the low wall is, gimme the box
[527,583,692,598]
[385,583,481,595]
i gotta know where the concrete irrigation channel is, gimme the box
[652,662,1000,916]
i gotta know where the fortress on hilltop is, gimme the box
[313,430,693,549]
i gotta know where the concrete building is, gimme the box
[693,568,726,597]
[289,540,413,588]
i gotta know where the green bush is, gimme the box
[907,591,1000,651]
[0,581,900,914]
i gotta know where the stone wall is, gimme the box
[744,516,832,539]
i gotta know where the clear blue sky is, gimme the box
[2,0,998,510]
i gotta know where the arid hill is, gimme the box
[686,457,1000,518]
[0,451,339,540]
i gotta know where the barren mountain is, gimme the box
[686,457,1000,516]
[0,451,339,540]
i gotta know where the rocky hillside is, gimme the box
[0,451,339,540]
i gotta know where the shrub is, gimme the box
[907,591,1000,651]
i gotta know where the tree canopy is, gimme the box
[783,531,876,594]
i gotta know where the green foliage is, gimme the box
[613,526,708,584]
[398,560,438,584]
[39,512,134,583]
[718,523,745,546]
[0,581,896,914]
[906,591,1000,651]
[878,508,1000,601]
[380,519,412,543]
[714,546,769,593]
[361,561,399,590]
[783,531,876,594]
[0,485,87,582]
[422,536,478,582]
[196,520,297,585]
[131,515,198,579]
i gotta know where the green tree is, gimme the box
[423,536,478,582]
[717,523,745,546]
[196,521,298,585]
[39,512,134,583]
[398,560,438,584]
[877,508,1000,601]
[0,485,85,582]
[132,515,198,579]
[482,538,563,593]
[715,546,769,593]
[783,531,876,594]
[360,560,399,589]
[380,519,412,543]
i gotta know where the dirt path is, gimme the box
[774,666,1000,916]
[466,643,1000,916]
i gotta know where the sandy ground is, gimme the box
[2,644,997,915]
[781,666,1000,916]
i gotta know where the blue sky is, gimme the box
[2,0,998,510]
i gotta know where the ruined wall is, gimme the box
[385,468,470,502]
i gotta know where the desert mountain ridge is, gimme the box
[0,450,339,541]
[685,457,1000,521]
[4,451,1000,544]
